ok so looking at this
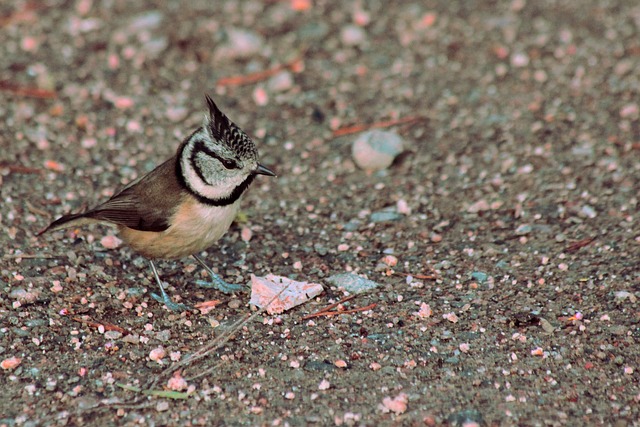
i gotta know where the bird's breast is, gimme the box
[120,198,240,259]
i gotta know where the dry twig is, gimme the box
[216,58,304,87]
[302,294,376,320]
[332,115,425,138]
[72,317,130,335]
[0,81,57,99]
[565,237,596,253]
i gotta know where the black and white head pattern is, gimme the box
[176,96,259,206]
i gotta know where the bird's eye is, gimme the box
[220,158,239,169]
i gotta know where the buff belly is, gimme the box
[119,199,240,259]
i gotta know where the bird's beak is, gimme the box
[254,163,276,177]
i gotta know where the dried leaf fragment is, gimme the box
[250,274,323,315]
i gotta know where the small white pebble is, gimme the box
[253,86,268,106]
[511,52,529,67]
[340,24,367,46]
[381,255,397,267]
[531,347,544,356]
[241,227,252,242]
[149,346,166,363]
[51,280,63,293]
[318,379,331,390]
[1,357,22,370]
[443,312,459,323]
[100,235,122,249]
[414,303,432,318]
[334,359,348,369]
[352,130,404,171]
[381,393,408,414]
[166,372,188,391]
[396,199,411,215]
[620,103,639,119]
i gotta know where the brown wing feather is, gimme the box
[87,157,183,232]
[41,156,184,234]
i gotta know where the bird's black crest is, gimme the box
[205,94,231,141]
[203,95,258,160]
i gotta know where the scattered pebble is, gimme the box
[380,392,408,414]
[128,11,163,31]
[352,130,404,171]
[614,291,636,303]
[165,106,189,122]
[414,303,432,318]
[1,357,22,370]
[104,330,122,340]
[511,52,529,67]
[619,103,639,119]
[381,255,397,267]
[396,199,411,215]
[340,24,367,46]
[326,273,380,294]
[267,71,294,92]
[515,224,532,235]
[9,288,40,305]
[467,199,490,213]
[580,205,597,218]
[334,359,348,369]
[369,209,403,223]
[100,235,122,249]
[443,312,459,323]
[122,334,140,345]
[215,28,265,60]
[253,86,269,106]
[241,227,252,242]
[149,347,166,363]
[318,379,331,390]
[166,371,188,391]
[539,318,555,333]
[471,272,488,284]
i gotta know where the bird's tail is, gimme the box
[36,212,98,236]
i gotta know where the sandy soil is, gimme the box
[1,1,639,425]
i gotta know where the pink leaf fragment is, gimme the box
[250,274,323,315]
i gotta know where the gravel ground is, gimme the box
[1,1,639,425]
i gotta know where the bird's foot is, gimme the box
[196,273,244,294]
[151,291,191,312]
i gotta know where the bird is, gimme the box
[38,95,276,311]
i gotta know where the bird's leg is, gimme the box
[192,254,244,293]
[149,260,191,311]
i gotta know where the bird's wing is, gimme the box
[86,158,183,232]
